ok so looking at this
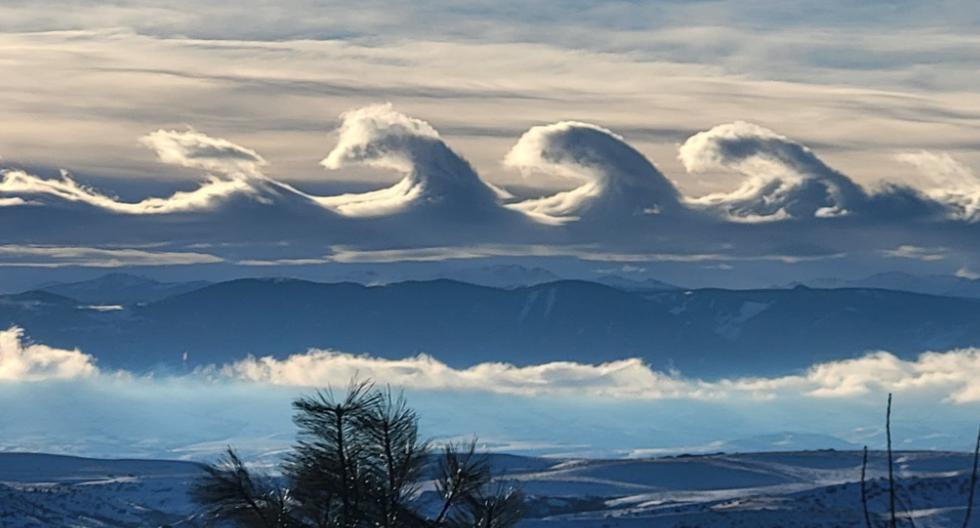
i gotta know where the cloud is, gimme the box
[317,104,506,217]
[218,346,980,404]
[0,106,978,278]
[880,245,948,261]
[0,168,264,214]
[0,197,27,206]
[3,329,980,458]
[504,121,680,224]
[897,150,980,221]
[0,327,99,381]
[322,244,845,264]
[0,128,284,214]
[679,121,870,221]
[956,266,980,280]
[139,129,267,178]
[0,245,223,267]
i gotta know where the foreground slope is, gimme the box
[0,451,975,527]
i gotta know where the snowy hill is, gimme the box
[0,453,204,527]
[0,451,975,527]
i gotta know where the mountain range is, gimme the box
[6,275,980,376]
[34,273,212,305]
[784,271,980,298]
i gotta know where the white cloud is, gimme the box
[0,245,223,267]
[220,346,980,404]
[897,150,980,221]
[323,244,844,264]
[0,168,265,214]
[0,196,27,206]
[140,129,267,178]
[880,245,948,261]
[2,130,331,214]
[0,327,99,381]
[504,121,680,224]
[956,266,980,280]
[679,121,868,221]
[317,104,504,217]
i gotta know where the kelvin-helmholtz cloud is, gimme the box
[2,103,980,268]
[317,104,510,218]
[679,122,869,222]
[504,121,682,224]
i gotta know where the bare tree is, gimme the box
[964,425,980,528]
[859,394,980,528]
[193,380,524,528]
[862,445,873,528]
[887,393,897,528]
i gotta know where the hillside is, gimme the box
[1,451,975,527]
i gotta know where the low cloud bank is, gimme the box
[0,327,99,381]
[6,325,979,404]
[3,327,980,458]
[221,347,980,404]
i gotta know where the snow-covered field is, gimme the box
[1,450,976,527]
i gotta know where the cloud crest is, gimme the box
[680,121,868,221]
[897,150,980,221]
[140,129,267,178]
[0,129,283,214]
[0,327,99,381]
[318,104,505,217]
[505,121,680,223]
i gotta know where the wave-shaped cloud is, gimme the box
[679,121,870,222]
[0,169,262,214]
[140,129,267,178]
[0,327,99,381]
[318,104,506,217]
[897,150,980,221]
[0,130,284,214]
[505,122,681,224]
[3,106,980,272]
[221,346,980,404]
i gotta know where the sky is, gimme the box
[1,1,980,288]
[2,2,980,458]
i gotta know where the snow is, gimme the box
[1,450,976,527]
